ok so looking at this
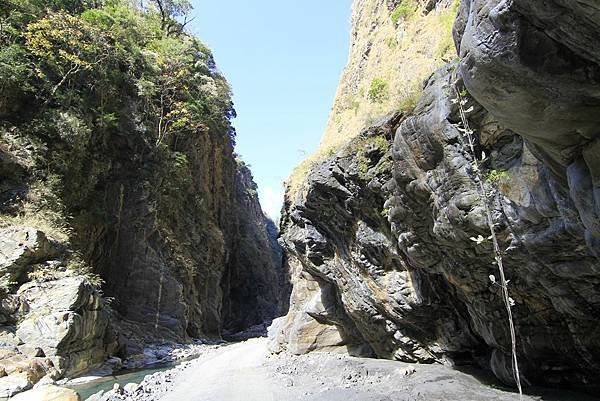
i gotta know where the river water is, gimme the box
[67,363,176,400]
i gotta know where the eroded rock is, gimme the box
[277,56,600,392]
[15,276,113,377]
[0,227,56,290]
[11,384,80,401]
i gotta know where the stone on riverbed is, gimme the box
[124,382,139,393]
[10,384,79,401]
[0,372,31,398]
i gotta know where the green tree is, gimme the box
[148,0,192,33]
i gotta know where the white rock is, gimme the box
[124,382,138,393]
[10,384,79,401]
[0,372,32,398]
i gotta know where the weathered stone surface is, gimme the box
[389,61,600,390]
[0,227,56,289]
[86,145,284,344]
[221,164,285,333]
[0,372,31,398]
[277,57,600,393]
[14,277,112,377]
[454,0,600,251]
[11,384,79,401]
[275,112,467,361]
[269,268,350,355]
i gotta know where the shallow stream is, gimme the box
[67,363,176,400]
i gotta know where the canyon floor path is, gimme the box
[153,338,595,401]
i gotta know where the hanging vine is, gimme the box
[452,81,523,400]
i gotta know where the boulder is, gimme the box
[123,382,138,393]
[0,227,56,289]
[0,372,32,398]
[14,277,111,377]
[10,384,79,401]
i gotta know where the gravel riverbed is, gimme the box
[82,338,600,401]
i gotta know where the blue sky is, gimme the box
[190,0,352,220]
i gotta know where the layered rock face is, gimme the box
[0,1,284,389]
[454,0,600,254]
[83,132,283,342]
[221,164,285,333]
[0,228,116,397]
[0,125,283,361]
[276,0,600,392]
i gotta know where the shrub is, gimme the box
[384,37,397,49]
[391,1,417,25]
[398,80,423,113]
[485,169,510,183]
[368,78,388,103]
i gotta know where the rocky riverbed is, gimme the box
[83,338,600,401]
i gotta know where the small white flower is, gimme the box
[489,275,496,284]
[469,235,485,244]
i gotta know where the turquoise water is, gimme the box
[67,364,176,400]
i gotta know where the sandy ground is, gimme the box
[149,338,598,401]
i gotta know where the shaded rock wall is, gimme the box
[221,163,285,333]
[276,0,600,392]
[0,128,284,384]
[454,0,600,255]
[1,25,283,392]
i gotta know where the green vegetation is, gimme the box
[398,80,423,113]
[354,135,390,179]
[485,169,510,183]
[434,0,460,60]
[0,0,236,280]
[246,187,258,198]
[368,78,388,103]
[351,100,360,115]
[391,0,417,25]
[384,36,397,49]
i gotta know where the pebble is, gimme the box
[123,383,138,393]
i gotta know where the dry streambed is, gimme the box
[83,338,599,401]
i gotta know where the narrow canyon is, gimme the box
[0,0,599,400]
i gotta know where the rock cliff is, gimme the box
[275,0,600,393]
[288,0,459,193]
[0,0,284,393]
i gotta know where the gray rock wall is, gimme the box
[276,0,600,392]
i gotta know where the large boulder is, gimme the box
[15,276,113,377]
[0,227,57,290]
[11,384,79,401]
[0,372,31,398]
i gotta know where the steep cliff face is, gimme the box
[288,0,458,193]
[454,0,600,255]
[221,163,285,333]
[0,0,283,390]
[276,0,600,392]
[319,0,458,150]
